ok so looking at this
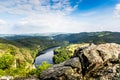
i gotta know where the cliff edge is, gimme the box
[40,43,120,80]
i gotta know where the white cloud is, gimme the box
[0,0,87,34]
[114,4,120,18]
[1,0,119,34]
[0,19,12,34]
[0,0,79,16]
[79,11,97,17]
[11,12,90,34]
[0,19,7,25]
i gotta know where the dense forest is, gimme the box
[53,31,120,44]
[53,32,120,64]
[0,31,120,79]
[0,37,63,78]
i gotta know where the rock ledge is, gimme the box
[40,43,120,80]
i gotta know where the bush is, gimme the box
[53,53,69,64]
[53,47,72,64]
[5,68,28,77]
[35,61,52,76]
[27,61,52,77]
[0,54,14,69]
[27,69,36,77]
[0,69,5,77]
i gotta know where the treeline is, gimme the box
[53,43,89,64]
[0,37,64,78]
[53,31,120,44]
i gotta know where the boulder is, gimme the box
[40,43,120,80]
[40,58,83,80]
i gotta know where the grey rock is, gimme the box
[40,43,120,80]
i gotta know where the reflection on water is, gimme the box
[34,47,58,67]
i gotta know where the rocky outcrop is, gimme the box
[40,43,120,80]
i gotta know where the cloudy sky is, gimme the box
[0,0,120,34]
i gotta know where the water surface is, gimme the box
[34,47,58,67]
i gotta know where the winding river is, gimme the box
[34,47,58,67]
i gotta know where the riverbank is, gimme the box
[34,46,59,67]
[33,46,59,64]
[35,46,59,57]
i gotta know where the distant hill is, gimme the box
[0,31,120,78]
[0,32,65,40]
[0,37,64,57]
[53,31,120,44]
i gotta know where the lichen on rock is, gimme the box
[40,43,120,80]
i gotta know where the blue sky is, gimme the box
[0,0,120,34]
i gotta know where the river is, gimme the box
[34,47,58,67]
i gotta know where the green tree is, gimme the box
[36,61,52,76]
[53,52,69,64]
[0,54,14,69]
[0,69,5,77]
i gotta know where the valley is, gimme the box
[0,0,120,79]
[0,31,120,80]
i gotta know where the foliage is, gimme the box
[27,69,36,76]
[53,49,70,64]
[53,52,70,64]
[0,53,28,77]
[28,61,52,77]
[5,68,28,77]
[35,61,52,76]
[0,53,14,69]
[0,69,5,77]
[53,44,89,64]
[0,31,119,78]
[53,31,120,44]
[0,36,63,78]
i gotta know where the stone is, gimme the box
[40,43,120,80]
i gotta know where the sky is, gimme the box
[0,0,120,34]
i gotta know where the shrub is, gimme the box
[0,54,14,69]
[0,69,5,77]
[36,61,52,77]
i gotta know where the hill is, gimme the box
[53,31,120,44]
[0,31,120,79]
[0,37,64,78]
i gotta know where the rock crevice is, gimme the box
[40,43,120,80]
